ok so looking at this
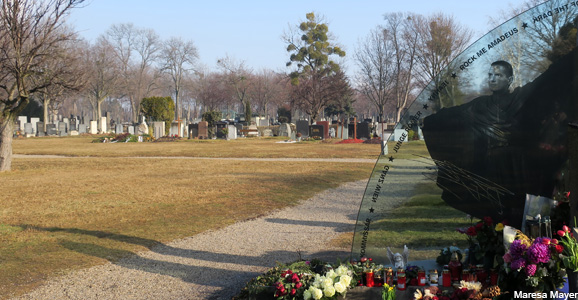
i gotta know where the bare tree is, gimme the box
[217,56,253,120]
[85,37,119,128]
[0,0,86,171]
[34,34,87,132]
[248,69,283,119]
[194,71,233,112]
[160,37,198,120]
[105,23,161,123]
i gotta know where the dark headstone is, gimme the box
[58,122,67,136]
[316,121,330,139]
[309,125,324,139]
[188,123,198,139]
[216,121,228,139]
[357,122,371,140]
[46,124,57,135]
[296,120,309,138]
[36,122,45,136]
[70,118,77,131]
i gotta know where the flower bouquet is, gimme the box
[556,225,578,272]
[500,231,566,295]
[458,216,505,269]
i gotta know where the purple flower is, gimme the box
[525,264,537,276]
[528,241,550,264]
[509,240,528,260]
[511,258,527,270]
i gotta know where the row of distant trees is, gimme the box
[0,0,571,171]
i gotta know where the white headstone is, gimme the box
[30,117,40,134]
[100,117,107,133]
[227,125,237,140]
[89,121,98,134]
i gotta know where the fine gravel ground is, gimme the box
[10,179,370,300]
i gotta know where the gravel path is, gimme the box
[10,179,368,300]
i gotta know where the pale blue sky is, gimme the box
[68,0,528,75]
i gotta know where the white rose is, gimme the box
[303,289,312,300]
[334,281,347,294]
[336,265,349,276]
[339,274,352,287]
[309,287,323,300]
[326,269,337,279]
[322,277,334,290]
[312,274,322,288]
[323,285,336,297]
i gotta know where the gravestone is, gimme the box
[329,127,336,138]
[152,122,165,139]
[316,121,330,139]
[89,121,98,134]
[46,124,57,135]
[357,122,371,140]
[128,126,135,135]
[216,121,228,139]
[278,123,291,137]
[36,122,45,137]
[336,124,348,139]
[30,117,40,135]
[136,116,148,135]
[24,123,33,135]
[234,123,243,136]
[247,123,259,136]
[17,116,27,130]
[393,129,408,142]
[63,118,70,133]
[296,120,309,138]
[116,124,124,134]
[227,125,237,140]
[198,121,208,139]
[78,124,87,134]
[263,128,273,137]
[69,118,77,131]
[309,125,324,139]
[188,123,199,139]
[100,117,107,133]
[58,122,67,136]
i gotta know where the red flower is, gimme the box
[564,225,570,233]
[466,226,477,236]
[475,222,484,230]
[290,288,296,296]
[295,282,303,289]
[360,257,368,263]
[291,273,300,283]
[558,230,566,237]
[483,216,493,226]
[541,238,551,245]
[552,239,559,245]
[556,245,564,254]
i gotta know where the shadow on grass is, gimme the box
[16,224,353,299]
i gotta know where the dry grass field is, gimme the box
[0,136,379,299]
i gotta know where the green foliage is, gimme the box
[286,12,346,85]
[277,105,292,123]
[140,97,175,136]
[201,111,222,127]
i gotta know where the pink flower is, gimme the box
[525,264,537,276]
[503,252,512,263]
[558,230,566,237]
[360,257,368,263]
[564,225,570,233]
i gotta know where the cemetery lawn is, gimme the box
[1,136,383,299]
[12,135,381,159]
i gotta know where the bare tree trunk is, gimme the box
[43,98,51,133]
[0,118,14,172]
